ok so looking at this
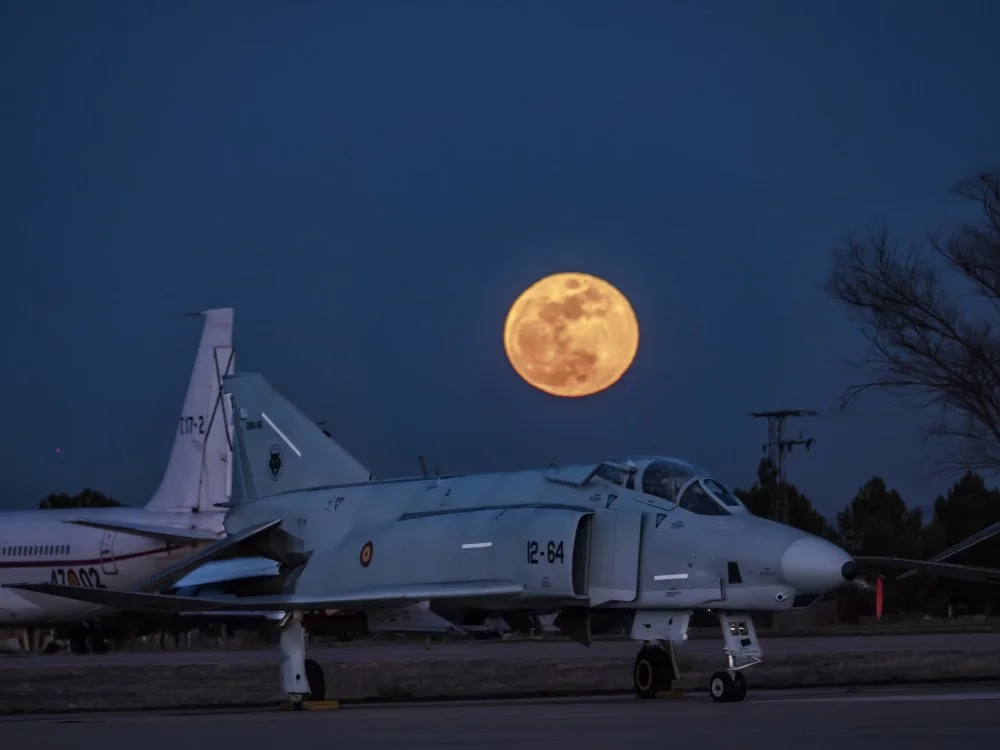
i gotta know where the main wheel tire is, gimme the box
[69,631,88,655]
[633,647,673,699]
[709,671,735,703]
[304,658,326,701]
[732,671,747,702]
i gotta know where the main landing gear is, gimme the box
[631,610,761,704]
[632,641,679,699]
[68,625,109,655]
[279,611,326,708]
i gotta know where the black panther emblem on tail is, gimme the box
[268,444,283,480]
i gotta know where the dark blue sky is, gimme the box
[3,1,997,517]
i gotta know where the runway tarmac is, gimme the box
[5,631,1000,669]
[1,684,998,749]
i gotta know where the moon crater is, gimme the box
[503,272,639,398]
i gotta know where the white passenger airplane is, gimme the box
[0,307,235,653]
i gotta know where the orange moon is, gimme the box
[503,272,639,398]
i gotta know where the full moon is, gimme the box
[503,271,639,398]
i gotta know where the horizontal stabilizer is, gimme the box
[132,519,284,594]
[171,557,281,589]
[61,519,222,545]
[858,556,1000,584]
[178,611,286,620]
[897,520,1000,580]
[5,579,526,614]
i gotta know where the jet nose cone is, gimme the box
[780,537,857,593]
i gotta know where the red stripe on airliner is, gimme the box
[0,546,173,570]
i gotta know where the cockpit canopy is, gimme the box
[597,457,747,516]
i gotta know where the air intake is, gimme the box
[727,561,743,584]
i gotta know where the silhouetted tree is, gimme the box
[40,489,120,509]
[919,472,1000,615]
[735,459,840,543]
[827,168,1000,474]
[836,477,927,616]
[925,472,1000,556]
[837,476,924,559]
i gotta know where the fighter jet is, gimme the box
[9,373,859,705]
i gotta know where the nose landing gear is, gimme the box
[708,612,760,703]
[709,670,747,702]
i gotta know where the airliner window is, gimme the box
[703,478,742,507]
[679,481,731,515]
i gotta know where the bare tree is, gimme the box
[827,168,1000,474]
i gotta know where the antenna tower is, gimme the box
[748,409,818,524]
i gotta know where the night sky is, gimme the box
[3,1,997,518]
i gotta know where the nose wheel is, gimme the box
[704,611,760,703]
[709,670,747,703]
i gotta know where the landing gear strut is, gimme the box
[68,625,109,655]
[279,611,326,707]
[708,612,760,703]
[632,640,679,699]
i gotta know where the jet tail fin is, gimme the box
[223,372,372,503]
[146,308,235,514]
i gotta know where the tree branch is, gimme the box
[827,167,1000,474]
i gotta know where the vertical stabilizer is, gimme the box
[146,308,235,513]
[224,372,371,502]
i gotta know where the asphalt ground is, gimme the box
[1,683,998,750]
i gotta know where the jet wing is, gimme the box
[858,556,1000,584]
[5,579,527,613]
[61,519,222,545]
